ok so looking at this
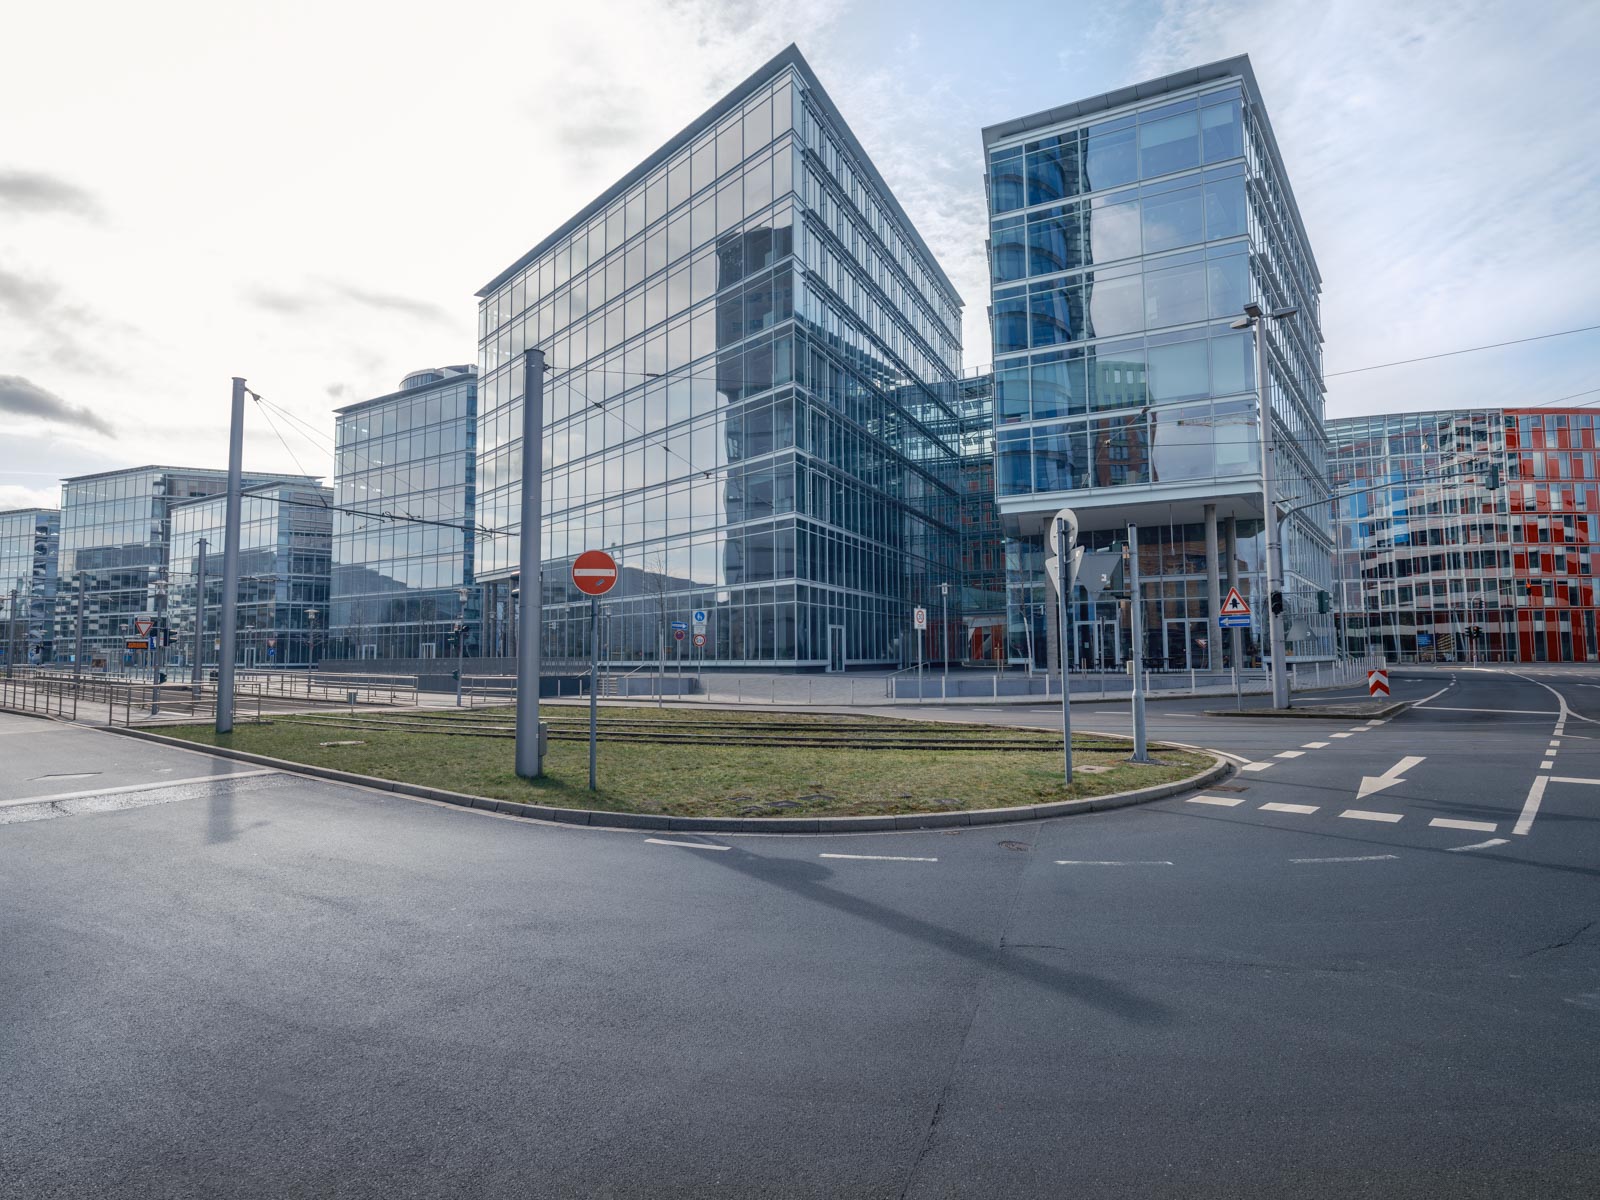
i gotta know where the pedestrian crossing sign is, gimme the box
[1219,588,1250,616]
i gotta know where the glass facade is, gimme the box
[983,56,1333,668]
[55,466,310,668]
[0,508,58,665]
[330,368,478,661]
[474,47,964,669]
[1330,408,1600,663]
[168,482,333,670]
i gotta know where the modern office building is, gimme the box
[473,43,965,670]
[55,466,313,668]
[982,55,1334,671]
[329,367,479,662]
[0,508,59,666]
[1329,407,1600,663]
[167,480,333,671]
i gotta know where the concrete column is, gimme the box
[1204,504,1220,672]
[1225,515,1242,670]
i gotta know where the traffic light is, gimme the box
[1316,590,1331,614]
[1269,590,1285,616]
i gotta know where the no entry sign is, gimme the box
[572,549,618,596]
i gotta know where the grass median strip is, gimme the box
[149,706,1209,820]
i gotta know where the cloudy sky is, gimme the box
[3,0,1597,509]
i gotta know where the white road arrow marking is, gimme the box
[1356,755,1426,800]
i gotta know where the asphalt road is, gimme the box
[2,666,1597,1198]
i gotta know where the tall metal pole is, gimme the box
[150,570,167,715]
[73,573,85,680]
[1255,319,1291,709]
[1056,521,1073,784]
[515,349,545,779]
[5,588,15,679]
[192,538,207,693]
[1128,523,1149,763]
[941,581,950,686]
[589,595,599,790]
[216,377,246,733]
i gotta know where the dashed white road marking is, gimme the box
[1346,727,1369,733]
[1187,795,1247,807]
[1241,762,1274,772]
[1513,776,1548,836]
[1429,818,1499,832]
[1274,750,1305,759]
[819,853,937,862]
[0,769,275,810]
[1339,809,1405,824]
[1540,760,1555,770]
[1447,838,1510,853]
[1302,741,1330,749]
[1329,733,1354,739]
[1291,854,1400,864]
[1055,859,1174,866]
[645,838,730,851]
[1260,802,1319,814]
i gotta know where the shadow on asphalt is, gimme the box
[702,844,1174,1025]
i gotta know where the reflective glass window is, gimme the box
[1205,175,1248,239]
[1084,273,1143,339]
[996,365,1029,424]
[1140,255,1206,334]
[993,292,1029,353]
[1206,251,1249,318]
[1087,342,1147,411]
[991,223,1028,283]
[1086,194,1141,263]
[990,148,1026,213]
[1027,209,1082,275]
[1026,137,1075,205]
[1141,185,1204,253]
[1138,111,1199,177]
[1201,99,1243,162]
[1083,126,1137,191]
[1148,337,1211,402]
[1028,284,1073,347]
[1030,355,1085,420]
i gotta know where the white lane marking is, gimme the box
[1411,685,1452,706]
[1511,672,1599,725]
[1549,775,1600,785]
[1540,760,1555,770]
[1549,741,1562,748]
[1302,741,1330,749]
[645,838,730,851]
[1357,755,1426,800]
[1447,838,1510,853]
[1291,854,1400,864]
[1420,707,1560,715]
[1430,818,1499,832]
[1260,802,1319,814]
[0,769,275,810]
[1339,809,1405,823]
[1187,795,1246,807]
[1274,750,1305,759]
[1241,762,1274,772]
[1329,732,1354,739]
[819,853,938,862]
[1055,859,1174,866]
[1513,776,1549,836]
[1346,727,1369,733]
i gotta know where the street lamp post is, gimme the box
[1232,302,1299,709]
[5,587,15,679]
[455,586,470,707]
[940,581,950,688]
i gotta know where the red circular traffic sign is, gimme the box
[572,549,618,596]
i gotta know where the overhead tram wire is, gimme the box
[1325,322,1600,378]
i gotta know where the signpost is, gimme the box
[913,606,927,697]
[1044,508,1082,784]
[572,550,618,790]
[1367,665,1390,698]
[1217,587,1250,711]
[693,610,707,681]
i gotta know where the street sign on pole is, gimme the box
[692,609,707,626]
[674,628,686,641]
[693,632,706,648]
[126,639,149,650]
[572,549,619,596]
[913,607,927,630]
[1218,586,1252,629]
[1368,666,1390,698]
[134,617,155,637]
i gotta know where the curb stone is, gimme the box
[95,724,1231,834]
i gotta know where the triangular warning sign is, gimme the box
[134,618,155,636]
[1219,587,1251,616]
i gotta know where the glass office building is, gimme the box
[168,481,333,670]
[1330,407,1600,663]
[330,367,479,661]
[0,508,59,666]
[474,44,964,670]
[982,55,1333,671]
[55,466,311,668]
